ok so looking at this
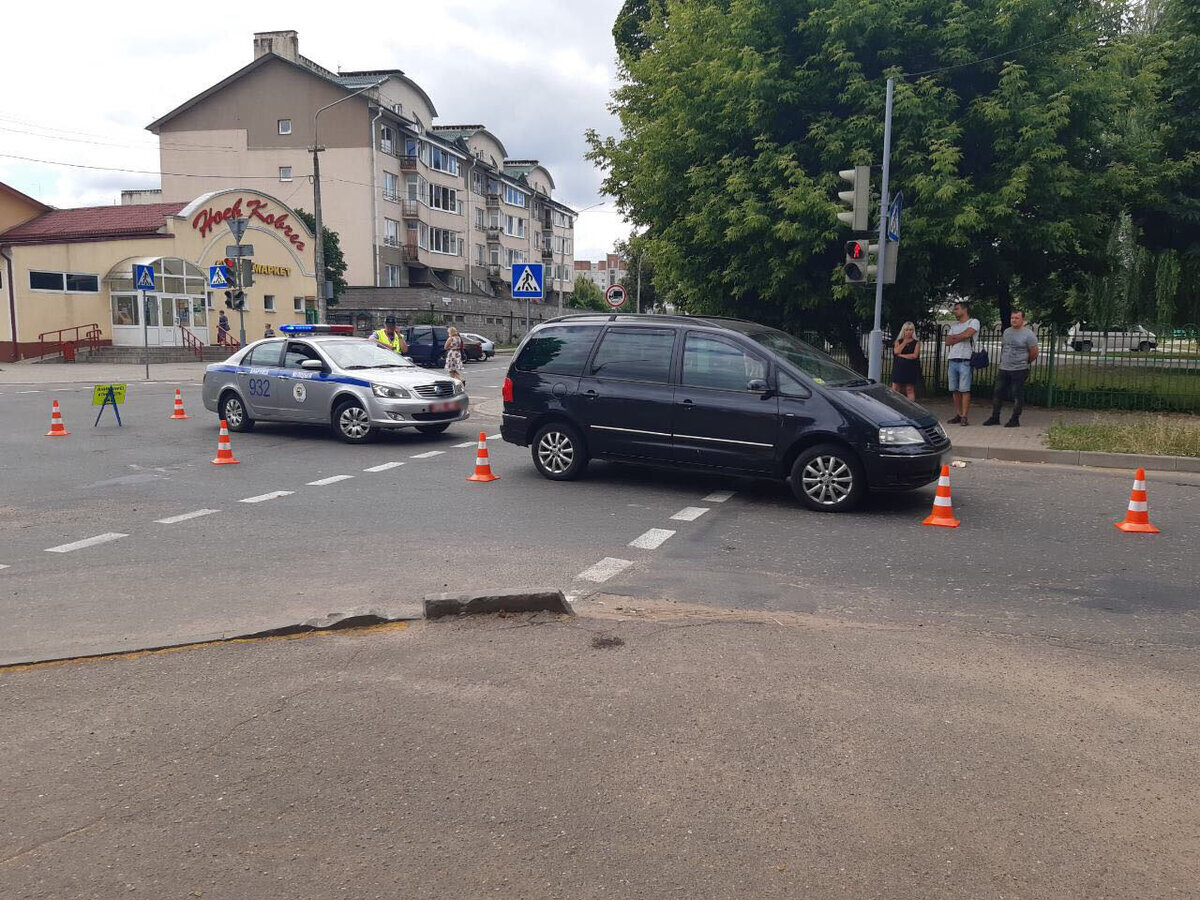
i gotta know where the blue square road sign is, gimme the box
[133,263,156,291]
[512,263,544,299]
[208,265,230,289]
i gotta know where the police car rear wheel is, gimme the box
[333,400,374,443]
[220,392,254,432]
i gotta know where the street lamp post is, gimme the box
[311,77,387,323]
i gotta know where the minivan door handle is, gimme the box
[678,398,694,408]
[584,389,598,400]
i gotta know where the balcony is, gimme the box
[485,194,500,209]
[398,155,418,171]
[400,199,420,218]
[486,225,502,242]
[402,243,420,261]
[383,234,401,248]
[541,247,553,260]
[487,264,502,278]
[382,190,400,203]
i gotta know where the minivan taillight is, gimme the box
[502,377,513,403]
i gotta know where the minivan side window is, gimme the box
[777,370,810,397]
[589,328,675,383]
[681,333,766,391]
[514,324,602,376]
[246,340,284,367]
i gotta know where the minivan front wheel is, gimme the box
[532,422,588,481]
[790,444,865,512]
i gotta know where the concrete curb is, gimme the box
[424,589,573,620]
[953,444,1200,473]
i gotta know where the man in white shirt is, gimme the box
[945,301,980,426]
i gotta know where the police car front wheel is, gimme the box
[332,399,375,443]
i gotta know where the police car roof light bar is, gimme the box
[279,324,355,335]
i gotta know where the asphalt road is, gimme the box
[2,359,1198,664]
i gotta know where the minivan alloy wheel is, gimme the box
[801,455,854,506]
[537,430,575,474]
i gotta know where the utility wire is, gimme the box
[900,5,1127,79]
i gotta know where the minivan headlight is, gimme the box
[372,383,411,399]
[879,426,925,445]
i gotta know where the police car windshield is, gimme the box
[322,341,414,370]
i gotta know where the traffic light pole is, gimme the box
[867,77,895,385]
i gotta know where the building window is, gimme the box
[384,265,402,287]
[30,271,99,293]
[506,248,526,266]
[504,215,526,238]
[111,295,139,326]
[429,184,460,213]
[293,296,305,313]
[490,246,501,265]
[430,146,460,175]
[418,222,429,250]
[380,125,394,154]
[504,185,527,208]
[263,294,276,312]
[278,119,292,135]
[451,277,466,293]
[279,166,293,182]
[207,291,214,310]
[429,228,459,255]
[471,172,484,195]
[474,208,484,230]
[384,218,400,246]
[406,174,425,202]
[383,172,399,201]
[475,243,485,265]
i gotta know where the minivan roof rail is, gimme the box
[540,312,752,327]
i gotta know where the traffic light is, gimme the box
[844,240,869,283]
[223,289,246,310]
[240,258,254,288]
[837,165,871,232]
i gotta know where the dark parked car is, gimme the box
[460,334,485,362]
[402,325,448,368]
[501,314,951,512]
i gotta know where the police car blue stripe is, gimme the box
[205,364,370,388]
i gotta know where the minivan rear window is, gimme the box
[514,324,602,376]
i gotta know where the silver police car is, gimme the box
[202,324,469,443]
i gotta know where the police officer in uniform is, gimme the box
[372,316,408,356]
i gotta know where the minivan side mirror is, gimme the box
[747,378,769,393]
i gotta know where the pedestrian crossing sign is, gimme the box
[208,264,230,289]
[512,263,544,299]
[134,264,155,290]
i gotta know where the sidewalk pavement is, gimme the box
[4,603,1197,899]
[920,397,1200,472]
[0,361,210,385]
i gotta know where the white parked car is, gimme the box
[463,332,495,359]
[1068,323,1157,353]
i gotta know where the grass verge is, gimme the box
[1046,419,1200,457]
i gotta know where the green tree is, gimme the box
[592,0,1164,362]
[614,236,661,311]
[293,209,348,307]
[566,276,608,311]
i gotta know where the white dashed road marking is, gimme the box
[629,528,676,550]
[239,491,294,504]
[453,441,477,448]
[45,533,128,553]
[155,509,219,525]
[576,558,633,583]
[0,565,9,571]
[410,451,445,459]
[702,490,736,503]
[17,390,42,394]
[487,434,501,441]
[363,462,405,472]
[670,506,710,522]
[307,475,354,486]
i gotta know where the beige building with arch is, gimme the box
[0,187,316,361]
[147,30,576,302]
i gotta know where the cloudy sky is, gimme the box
[0,0,630,261]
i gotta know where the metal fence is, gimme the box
[809,324,1200,413]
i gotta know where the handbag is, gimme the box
[969,334,989,370]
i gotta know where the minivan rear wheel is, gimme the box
[789,444,865,512]
[532,422,588,481]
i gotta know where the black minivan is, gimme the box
[500,314,950,511]
[403,325,449,368]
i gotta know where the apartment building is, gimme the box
[147,31,575,300]
[573,253,628,290]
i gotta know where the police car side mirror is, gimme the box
[300,359,325,371]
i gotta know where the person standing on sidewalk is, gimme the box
[984,310,1039,428]
[890,321,923,401]
[945,301,980,426]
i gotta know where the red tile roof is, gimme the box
[0,202,186,245]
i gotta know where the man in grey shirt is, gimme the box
[984,309,1039,427]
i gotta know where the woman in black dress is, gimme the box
[891,321,922,400]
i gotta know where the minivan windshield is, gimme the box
[322,340,415,370]
[749,329,866,387]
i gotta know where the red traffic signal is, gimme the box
[224,257,235,269]
[846,240,866,260]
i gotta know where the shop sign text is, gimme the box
[192,197,306,252]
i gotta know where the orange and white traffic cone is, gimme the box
[211,419,240,465]
[170,388,190,420]
[466,431,499,483]
[45,399,70,437]
[1115,468,1159,534]
[922,464,960,527]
